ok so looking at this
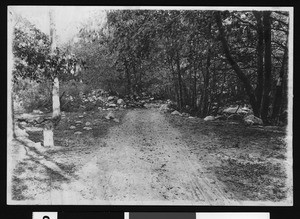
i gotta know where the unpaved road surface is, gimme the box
[13,109,240,205]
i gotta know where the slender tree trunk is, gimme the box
[175,51,183,111]
[253,11,264,111]
[124,60,131,95]
[261,11,272,122]
[215,11,260,117]
[214,70,227,115]
[193,62,197,109]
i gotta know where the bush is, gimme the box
[13,78,52,113]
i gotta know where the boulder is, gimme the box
[159,104,170,112]
[113,118,120,123]
[188,116,195,119]
[33,109,43,114]
[107,103,117,107]
[83,127,92,130]
[117,99,125,105]
[107,96,115,101]
[85,122,91,126]
[19,121,27,127]
[223,106,249,114]
[181,112,190,117]
[171,110,181,116]
[15,126,29,137]
[204,116,215,121]
[244,115,263,125]
[78,115,84,118]
[74,131,82,135]
[227,114,243,121]
[214,115,226,120]
[69,126,76,130]
[105,111,115,120]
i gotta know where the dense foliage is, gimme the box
[13,16,81,83]
[12,10,290,125]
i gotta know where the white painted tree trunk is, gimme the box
[44,9,60,147]
[52,77,60,117]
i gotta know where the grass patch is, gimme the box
[11,176,28,200]
[215,159,286,201]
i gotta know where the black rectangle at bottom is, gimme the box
[130,212,196,219]
[58,212,124,219]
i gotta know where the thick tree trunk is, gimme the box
[253,11,264,112]
[202,47,211,117]
[261,11,272,122]
[215,12,260,116]
[52,77,61,118]
[45,9,60,147]
[272,45,288,121]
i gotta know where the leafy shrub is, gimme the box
[13,78,52,112]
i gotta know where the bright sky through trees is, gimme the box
[9,6,106,45]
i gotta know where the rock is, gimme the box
[74,131,82,135]
[83,127,92,130]
[227,114,243,121]
[223,106,249,114]
[108,103,117,107]
[33,109,43,114]
[241,106,252,113]
[204,116,215,121]
[85,122,91,126]
[188,116,195,119]
[159,104,170,112]
[15,126,29,137]
[107,96,115,101]
[244,115,263,125]
[117,99,125,105]
[171,110,181,115]
[25,126,43,132]
[214,115,226,120]
[182,112,189,117]
[69,126,76,129]
[34,142,42,147]
[78,115,84,118]
[19,121,27,127]
[105,111,115,120]
[113,118,120,123]
[75,121,82,124]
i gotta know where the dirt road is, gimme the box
[25,108,237,205]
